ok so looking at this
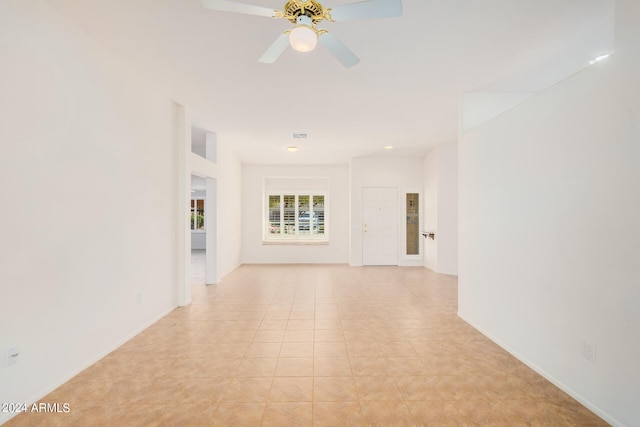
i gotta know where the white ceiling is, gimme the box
[46,0,614,164]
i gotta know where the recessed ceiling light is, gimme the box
[589,54,611,65]
[384,145,394,150]
[287,146,298,152]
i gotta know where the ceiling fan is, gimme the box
[201,0,402,68]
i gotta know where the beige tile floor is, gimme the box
[6,251,607,426]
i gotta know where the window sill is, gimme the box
[262,240,329,246]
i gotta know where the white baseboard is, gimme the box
[0,305,177,426]
[457,311,623,427]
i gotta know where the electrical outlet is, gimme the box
[7,346,19,366]
[583,342,597,362]
[136,293,143,304]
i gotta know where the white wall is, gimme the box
[422,144,459,275]
[350,157,424,267]
[217,139,243,276]
[437,144,459,275]
[423,151,439,271]
[242,165,349,264]
[0,1,179,424]
[458,1,640,425]
[191,232,206,250]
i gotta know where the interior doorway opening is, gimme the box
[190,174,207,286]
[176,103,218,306]
[189,126,218,288]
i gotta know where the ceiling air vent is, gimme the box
[292,133,309,140]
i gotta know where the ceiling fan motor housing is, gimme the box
[282,0,329,24]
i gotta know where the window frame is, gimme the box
[405,192,420,255]
[402,189,423,260]
[264,191,328,243]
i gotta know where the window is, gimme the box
[406,193,419,255]
[190,199,205,231]
[266,193,326,241]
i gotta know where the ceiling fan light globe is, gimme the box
[289,25,317,52]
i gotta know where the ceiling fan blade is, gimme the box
[201,0,275,18]
[258,33,290,64]
[318,33,360,68]
[329,0,402,22]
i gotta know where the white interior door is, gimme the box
[363,187,398,265]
